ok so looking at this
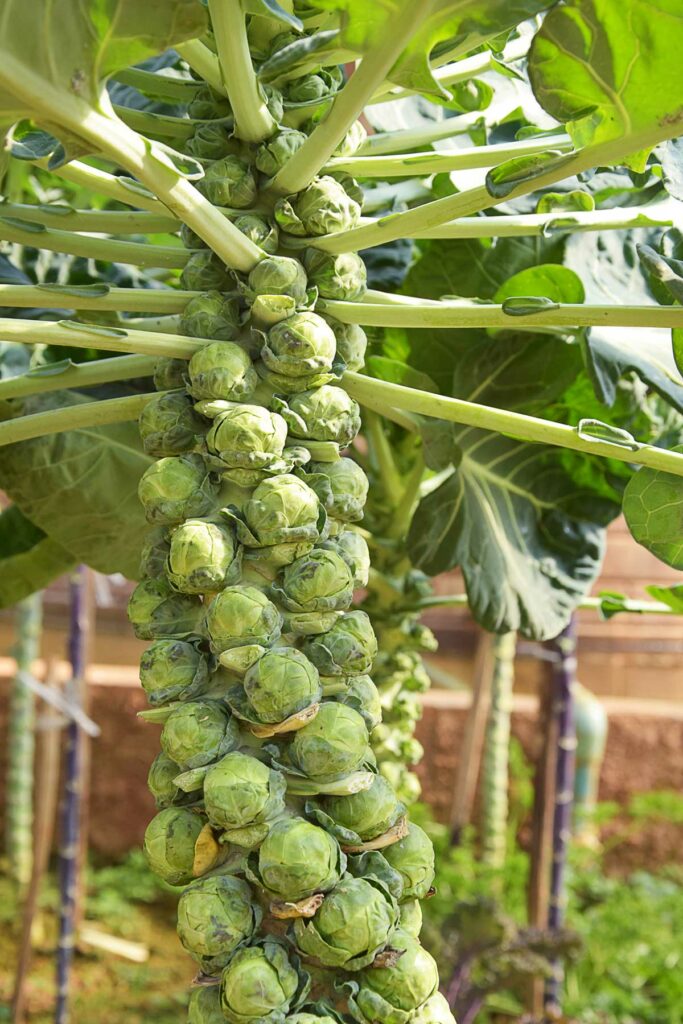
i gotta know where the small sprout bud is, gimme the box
[180,250,232,292]
[188,342,257,402]
[262,313,336,380]
[274,175,361,237]
[179,291,241,341]
[137,453,217,525]
[138,391,206,458]
[248,255,308,304]
[303,248,367,301]
[197,155,257,208]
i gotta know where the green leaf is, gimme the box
[0,0,208,119]
[0,505,76,607]
[535,191,595,214]
[407,437,610,639]
[312,0,553,98]
[257,31,339,82]
[0,392,153,579]
[596,589,634,619]
[576,419,639,451]
[623,452,683,568]
[638,244,683,304]
[495,263,586,310]
[645,582,683,612]
[486,151,575,198]
[529,0,683,162]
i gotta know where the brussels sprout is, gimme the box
[262,313,336,380]
[180,221,208,251]
[263,84,284,123]
[177,874,261,974]
[286,67,342,104]
[293,875,397,970]
[203,751,286,841]
[167,518,241,593]
[205,585,282,653]
[320,530,370,588]
[290,702,369,781]
[232,214,279,254]
[187,85,232,120]
[273,386,360,446]
[180,250,232,292]
[147,751,189,809]
[398,899,423,939]
[332,120,367,157]
[274,176,361,238]
[350,931,439,1024]
[411,993,456,1024]
[287,1011,341,1024]
[140,638,210,706]
[267,30,299,56]
[143,807,206,885]
[138,391,206,458]
[188,985,224,1024]
[302,611,377,676]
[323,317,367,372]
[153,357,188,391]
[273,549,354,618]
[206,405,288,479]
[255,128,308,177]
[334,676,382,731]
[248,255,308,304]
[188,341,257,403]
[243,647,321,724]
[240,474,324,547]
[160,700,241,771]
[186,122,236,161]
[323,775,404,842]
[139,526,171,579]
[138,453,218,525]
[303,249,367,301]
[179,292,241,342]
[127,578,203,640]
[381,823,435,901]
[305,459,369,522]
[247,817,345,900]
[220,939,306,1024]
[198,156,257,208]
[379,763,422,806]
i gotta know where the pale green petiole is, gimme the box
[0,392,159,447]
[0,354,158,401]
[321,299,683,330]
[325,135,574,178]
[208,0,276,142]
[0,218,189,269]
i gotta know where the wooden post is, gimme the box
[449,630,495,844]
[12,659,63,1024]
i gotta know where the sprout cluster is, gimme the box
[128,26,443,1024]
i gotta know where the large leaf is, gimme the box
[407,435,609,638]
[561,228,683,412]
[529,0,683,165]
[0,0,207,119]
[314,0,552,98]
[0,505,75,607]
[0,392,152,579]
[623,455,683,569]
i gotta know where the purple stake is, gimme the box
[55,567,87,1024]
[544,615,578,1017]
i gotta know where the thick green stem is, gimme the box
[270,2,422,195]
[325,135,573,178]
[0,393,159,447]
[208,0,276,143]
[322,299,683,330]
[0,56,262,271]
[344,372,683,478]
[175,41,229,97]
[369,42,526,103]
[0,218,189,269]
[308,120,683,252]
[5,593,42,888]
[0,285,193,313]
[0,202,179,234]
[0,354,157,401]
[481,632,516,872]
